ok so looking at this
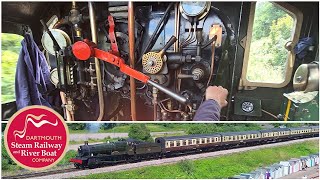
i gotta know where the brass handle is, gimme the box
[159,36,177,56]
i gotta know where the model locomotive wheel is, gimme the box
[88,158,98,169]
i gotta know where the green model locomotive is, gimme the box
[70,139,161,168]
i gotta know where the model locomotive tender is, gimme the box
[70,126,319,168]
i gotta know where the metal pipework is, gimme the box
[88,2,104,121]
[152,86,159,121]
[72,40,188,106]
[72,1,76,9]
[137,2,174,65]
[128,2,137,121]
[147,80,188,105]
[174,2,182,92]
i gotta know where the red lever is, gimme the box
[72,40,150,84]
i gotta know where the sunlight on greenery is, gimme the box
[78,141,318,179]
[247,2,294,83]
[1,33,23,103]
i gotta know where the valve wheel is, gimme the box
[142,52,163,74]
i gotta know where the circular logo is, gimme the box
[4,106,68,170]
[241,101,254,113]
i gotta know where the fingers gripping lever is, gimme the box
[72,40,188,104]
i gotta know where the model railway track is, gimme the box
[25,138,320,179]
[2,137,318,179]
[70,126,319,169]
[2,168,79,179]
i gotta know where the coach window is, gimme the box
[192,139,196,144]
[166,142,170,148]
[240,2,303,89]
[170,141,174,147]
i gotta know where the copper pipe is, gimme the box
[128,2,137,121]
[89,2,105,121]
[206,40,216,87]
[174,3,182,91]
[60,92,73,121]
[153,87,158,121]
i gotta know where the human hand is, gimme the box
[205,86,228,108]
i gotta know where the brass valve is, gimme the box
[142,36,177,74]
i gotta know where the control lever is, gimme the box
[159,36,177,56]
[72,39,188,104]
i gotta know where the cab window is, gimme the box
[1,33,24,103]
[240,2,303,88]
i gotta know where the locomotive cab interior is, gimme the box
[1,1,319,121]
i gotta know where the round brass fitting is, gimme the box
[142,52,164,74]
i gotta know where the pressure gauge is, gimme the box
[50,68,59,87]
[41,29,71,55]
[180,1,211,22]
[241,101,254,113]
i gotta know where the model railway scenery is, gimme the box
[1,123,319,179]
[70,126,319,169]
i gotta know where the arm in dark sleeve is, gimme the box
[193,99,221,121]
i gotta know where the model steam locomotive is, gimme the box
[70,126,319,168]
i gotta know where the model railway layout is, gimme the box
[70,126,319,169]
